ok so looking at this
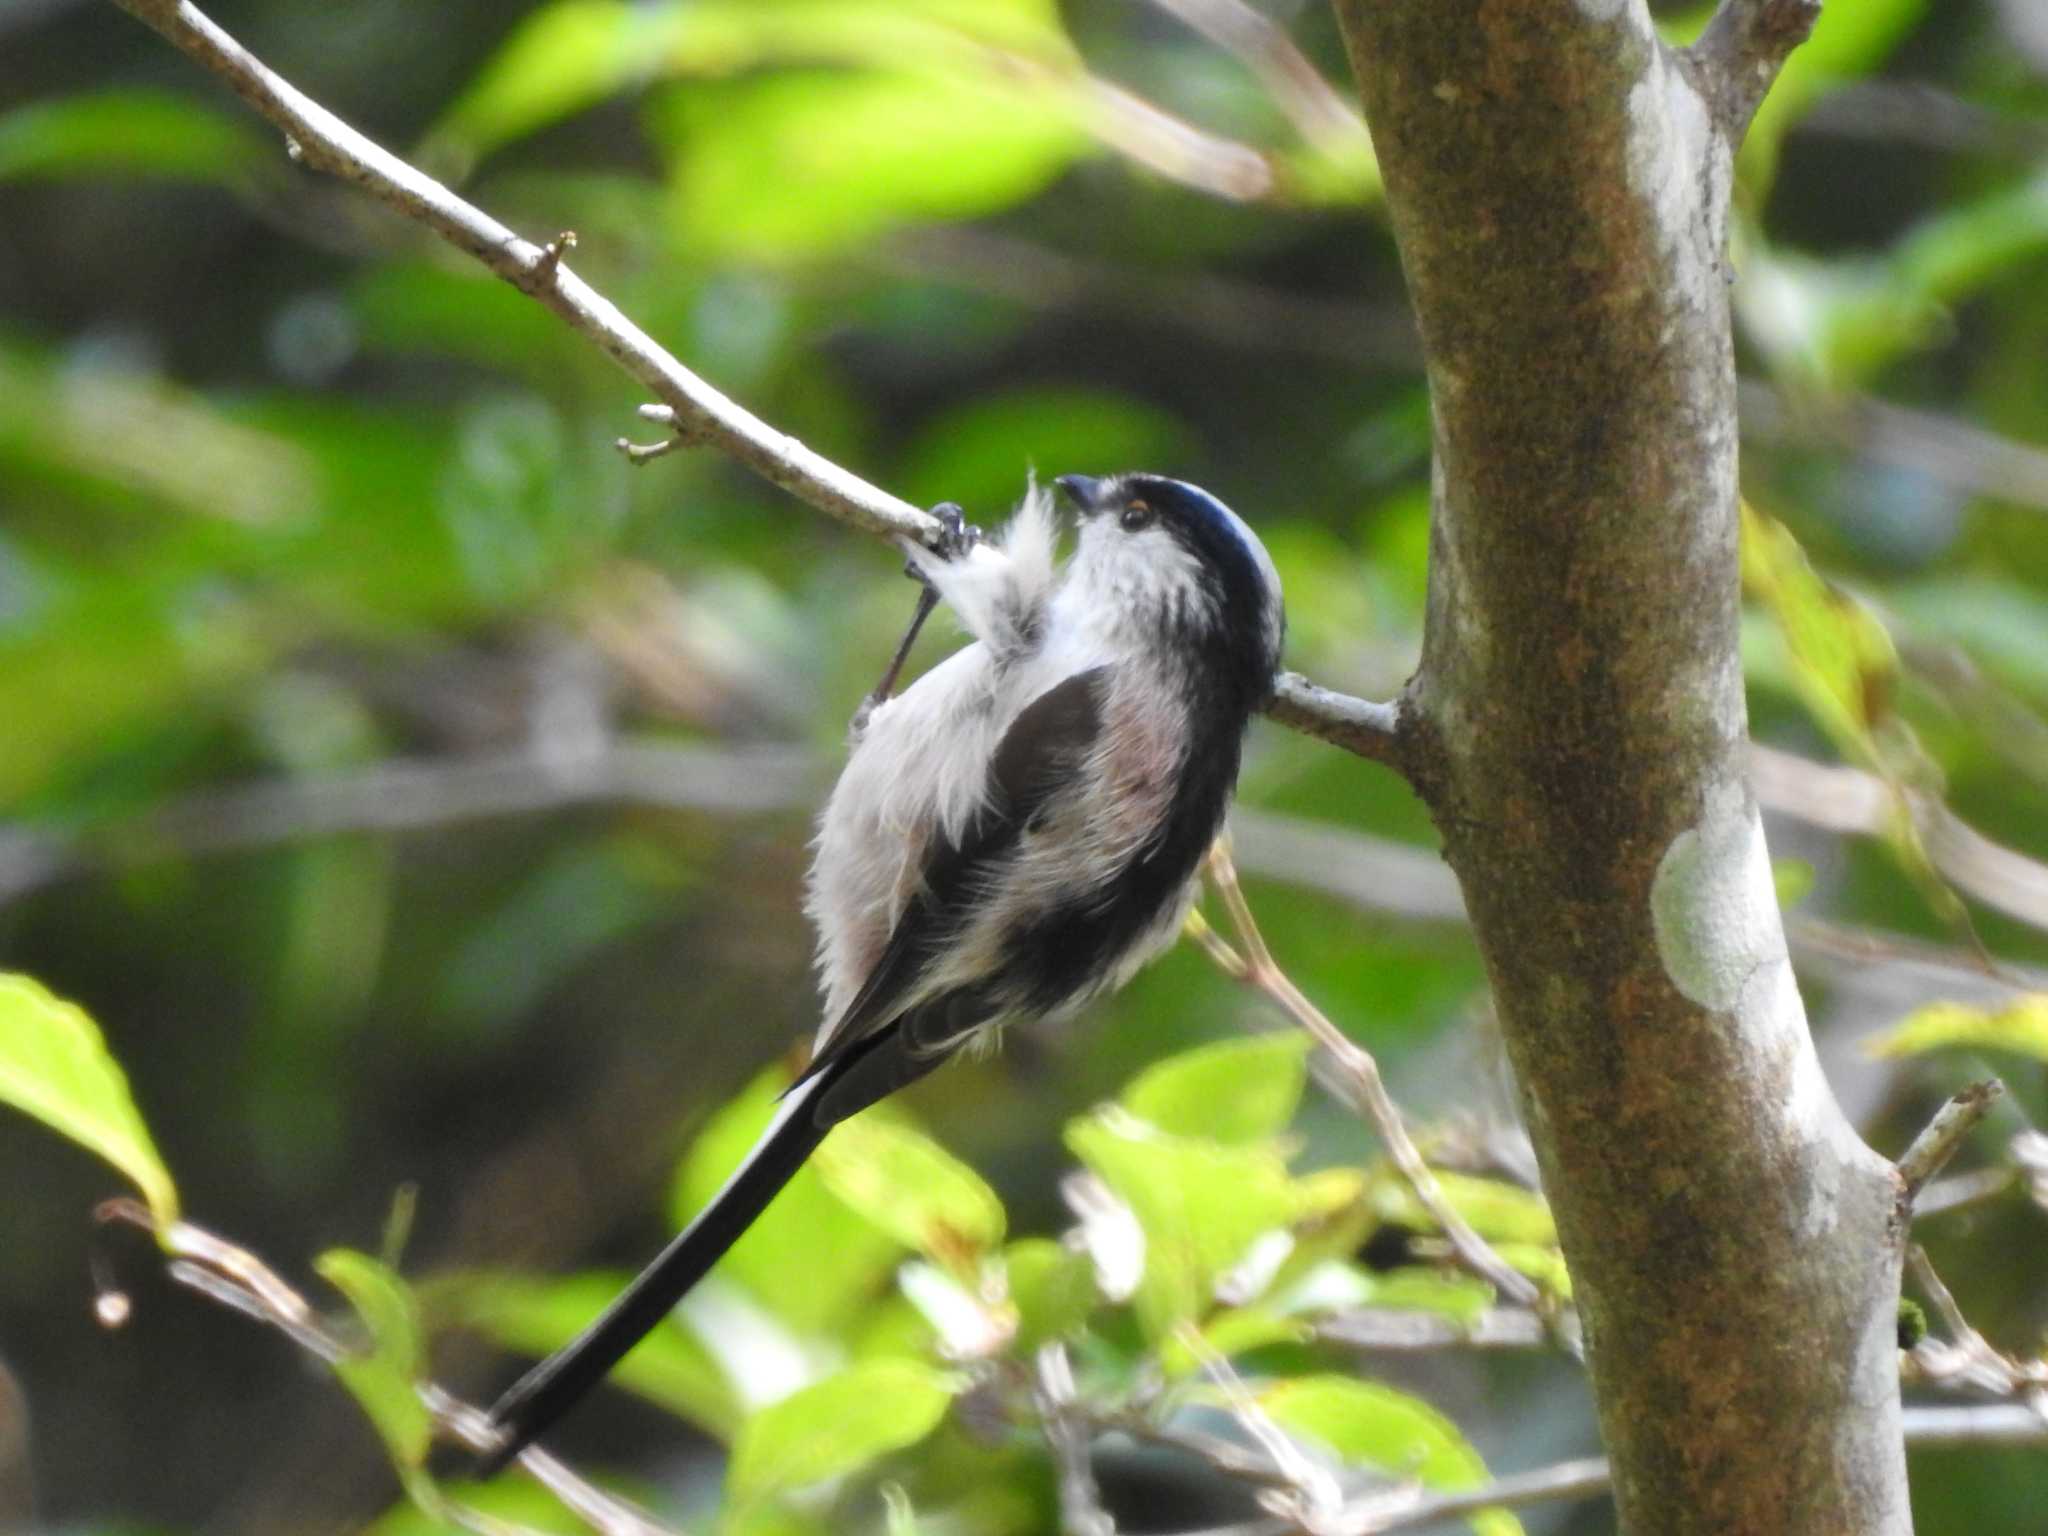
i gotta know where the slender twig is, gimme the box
[1192,1407,2048,1536]
[105,0,1410,770]
[1749,744,2048,935]
[1896,1081,2004,1205]
[1315,1305,1549,1352]
[2012,1130,2048,1212]
[1107,1412,1302,1492]
[1899,1403,2048,1446]
[107,0,931,545]
[1904,1245,2048,1408]
[1739,381,2048,518]
[1686,0,1825,140]
[1906,1246,1976,1345]
[1912,1165,2018,1220]
[1033,1346,1117,1536]
[1177,1325,1343,1525]
[93,1202,679,1536]
[1145,0,1367,155]
[1266,675,1406,771]
[1200,844,1558,1327]
[1322,1454,1610,1536]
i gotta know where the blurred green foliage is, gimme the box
[3,981,1545,1535]
[0,0,2045,1532]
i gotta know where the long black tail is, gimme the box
[479,1074,833,1473]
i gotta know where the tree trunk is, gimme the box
[1328,2,1913,1530]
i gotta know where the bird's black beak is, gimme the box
[1055,474,1107,516]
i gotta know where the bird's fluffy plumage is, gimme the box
[484,472,1283,1470]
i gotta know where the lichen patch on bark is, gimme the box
[1649,776,1783,1013]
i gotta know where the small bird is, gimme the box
[482,472,1285,1470]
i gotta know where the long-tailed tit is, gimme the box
[483,472,1285,1469]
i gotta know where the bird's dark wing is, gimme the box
[797,664,1110,1120]
[484,668,1109,1470]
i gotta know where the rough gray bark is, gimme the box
[1328,2,1913,1532]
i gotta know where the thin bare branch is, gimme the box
[1316,1305,1550,1353]
[105,0,1408,771]
[1146,0,1368,154]
[1898,1403,2048,1447]
[1739,380,2048,517]
[1896,1080,2004,1204]
[1687,0,1825,141]
[1750,743,2048,933]
[1201,843,1562,1328]
[1032,1346,1117,1536]
[101,0,930,546]
[1903,1244,2048,1409]
[1912,1164,2017,1219]
[92,1202,677,1536]
[1266,674,1407,770]
[1195,1409,2048,1536]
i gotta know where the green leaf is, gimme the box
[1741,503,1898,764]
[673,1069,904,1334]
[1865,996,2048,1064]
[1772,857,1816,909]
[1121,1034,1312,1145]
[0,89,269,186]
[428,0,684,164]
[1365,1168,1556,1247]
[431,0,1075,165]
[1492,1243,1574,1301]
[727,1358,961,1502]
[424,1271,740,1436]
[656,67,1086,261]
[1065,1106,1304,1339]
[1363,1268,1497,1324]
[0,973,179,1227]
[1003,1238,1098,1352]
[815,1113,1005,1277]
[316,1249,433,1470]
[1259,1375,1523,1536]
[1158,1305,1309,1378]
[1742,504,1975,931]
[896,389,1190,516]
[365,1476,591,1535]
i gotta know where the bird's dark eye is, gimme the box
[1119,500,1155,532]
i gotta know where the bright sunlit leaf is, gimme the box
[432,0,1075,166]
[1003,1237,1098,1353]
[1158,1305,1308,1378]
[727,1358,961,1502]
[1865,996,2048,1064]
[317,1249,433,1469]
[1364,1268,1498,1324]
[424,1270,740,1436]
[674,1069,904,1334]
[1365,1167,1556,1247]
[1772,857,1816,909]
[656,67,1086,261]
[0,973,179,1227]
[0,88,269,186]
[1741,503,1898,763]
[816,1112,1006,1277]
[1121,1033,1312,1145]
[1066,1106,1304,1339]
[1259,1375,1524,1536]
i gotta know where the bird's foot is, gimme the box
[855,503,976,735]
